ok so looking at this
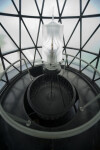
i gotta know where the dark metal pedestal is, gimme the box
[0,66,100,150]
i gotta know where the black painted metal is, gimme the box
[79,0,82,71]
[33,0,45,66]
[2,49,20,56]
[0,68,100,150]
[26,74,76,121]
[19,0,22,72]
[1,12,100,19]
[56,0,67,58]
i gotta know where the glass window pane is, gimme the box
[43,0,58,17]
[69,52,80,70]
[37,0,43,12]
[62,19,78,46]
[0,0,17,14]
[67,23,80,49]
[21,52,32,71]
[58,0,65,13]
[23,49,35,63]
[83,27,100,54]
[21,22,34,48]
[14,0,19,11]
[84,0,100,15]
[2,52,20,80]
[7,66,19,80]
[65,49,79,70]
[65,48,79,56]
[82,18,100,44]
[0,81,6,91]
[23,18,39,44]
[0,16,19,46]
[22,48,42,67]
[0,27,18,54]
[22,0,38,15]
[82,18,100,54]
[0,0,100,88]
[82,0,88,12]
[81,52,97,79]
[35,48,42,65]
[95,80,100,88]
[4,52,20,68]
[81,52,96,67]
[62,0,79,16]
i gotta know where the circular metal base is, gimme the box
[27,75,76,121]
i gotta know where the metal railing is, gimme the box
[63,53,100,110]
[0,59,33,126]
[0,57,100,139]
[0,59,33,82]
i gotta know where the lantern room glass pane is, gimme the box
[0,0,17,14]
[84,0,100,15]
[62,0,79,16]
[22,0,38,15]
[0,27,18,54]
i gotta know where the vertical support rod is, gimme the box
[19,0,22,72]
[51,139,54,150]
[80,0,82,71]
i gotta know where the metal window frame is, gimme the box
[0,0,100,84]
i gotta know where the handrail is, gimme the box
[0,59,33,82]
[63,53,100,110]
[63,53,100,77]
[0,57,100,139]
